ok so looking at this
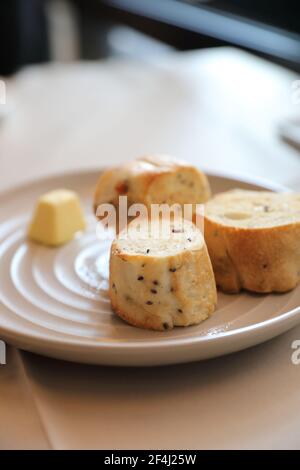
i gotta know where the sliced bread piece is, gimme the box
[204,189,300,293]
[109,218,217,331]
[94,155,211,219]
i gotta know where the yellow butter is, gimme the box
[28,189,86,246]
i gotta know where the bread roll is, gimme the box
[109,218,217,331]
[94,155,211,222]
[204,189,300,293]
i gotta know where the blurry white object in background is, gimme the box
[107,25,174,60]
[2,48,300,191]
[46,0,80,62]
[45,0,174,63]
[0,77,15,123]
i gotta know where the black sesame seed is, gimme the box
[146,249,150,254]
[163,322,170,330]
[178,309,183,313]
[146,301,153,305]
[170,287,174,292]
[153,280,159,286]
[263,205,270,213]
[169,268,176,272]
[141,264,145,268]
[151,289,157,294]
[263,263,268,269]
[137,276,144,281]
[172,228,184,233]
[187,238,192,242]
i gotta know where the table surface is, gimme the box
[0,47,300,450]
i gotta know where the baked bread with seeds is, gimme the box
[204,189,300,293]
[109,218,217,331]
[94,155,211,225]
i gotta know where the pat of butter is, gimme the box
[28,189,86,246]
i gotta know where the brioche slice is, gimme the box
[94,155,211,219]
[204,189,300,294]
[109,218,217,331]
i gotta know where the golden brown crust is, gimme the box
[204,191,300,294]
[111,300,168,331]
[94,155,211,222]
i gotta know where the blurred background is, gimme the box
[0,0,299,75]
[0,0,299,190]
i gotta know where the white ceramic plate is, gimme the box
[0,169,299,366]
